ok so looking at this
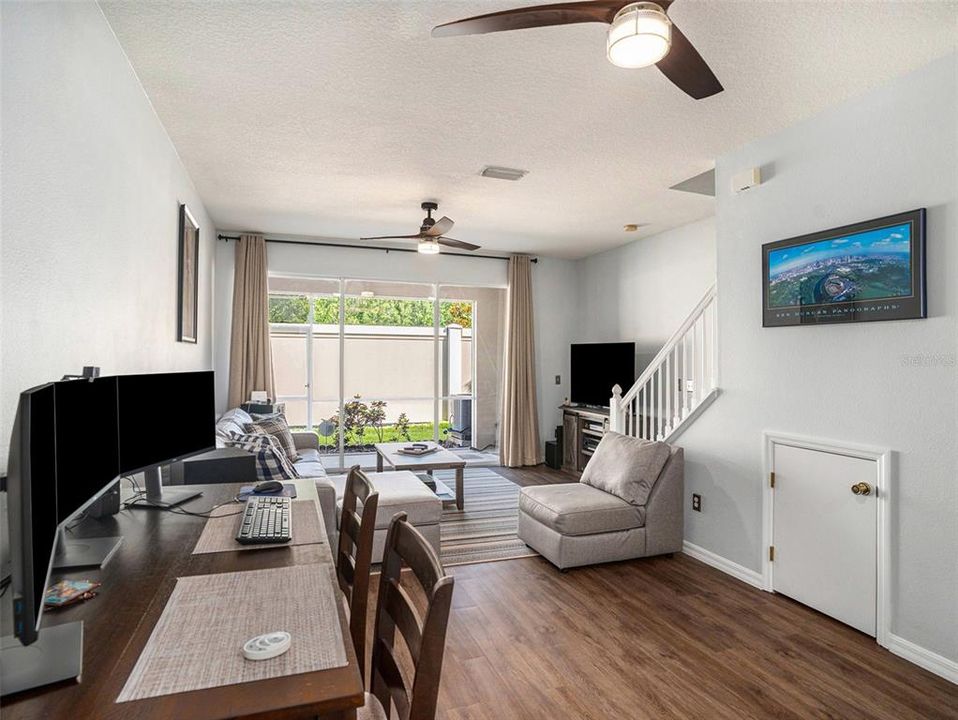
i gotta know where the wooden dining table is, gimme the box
[0,478,363,720]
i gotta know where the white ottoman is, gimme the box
[333,470,442,563]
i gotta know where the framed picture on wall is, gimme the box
[763,208,926,327]
[178,203,199,343]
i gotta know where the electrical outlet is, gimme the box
[555,375,561,385]
[692,493,702,512]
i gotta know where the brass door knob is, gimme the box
[851,482,872,496]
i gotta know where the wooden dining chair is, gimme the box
[360,512,455,720]
[337,465,379,683]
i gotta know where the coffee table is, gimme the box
[374,442,467,510]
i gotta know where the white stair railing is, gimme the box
[610,284,718,442]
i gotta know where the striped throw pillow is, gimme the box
[245,415,301,462]
[225,431,299,482]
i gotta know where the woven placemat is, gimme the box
[117,564,347,702]
[192,500,324,555]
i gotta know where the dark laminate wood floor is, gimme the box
[368,464,958,720]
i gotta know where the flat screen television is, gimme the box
[570,342,636,408]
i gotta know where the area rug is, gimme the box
[431,467,539,567]
[448,447,500,467]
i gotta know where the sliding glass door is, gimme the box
[268,276,503,472]
[340,279,437,470]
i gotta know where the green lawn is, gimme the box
[292,421,450,448]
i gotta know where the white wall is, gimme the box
[214,239,577,452]
[1,1,215,470]
[531,257,579,447]
[575,217,716,372]
[679,54,957,664]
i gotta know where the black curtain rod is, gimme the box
[216,234,537,263]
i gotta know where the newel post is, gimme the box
[609,384,622,433]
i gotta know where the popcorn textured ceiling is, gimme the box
[100,1,958,258]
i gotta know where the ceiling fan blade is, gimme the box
[655,22,723,100]
[437,237,481,252]
[432,0,624,38]
[425,216,455,237]
[360,234,424,241]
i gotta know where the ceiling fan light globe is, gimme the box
[417,238,441,255]
[607,2,671,69]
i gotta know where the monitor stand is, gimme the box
[53,531,123,571]
[0,621,83,697]
[129,466,202,509]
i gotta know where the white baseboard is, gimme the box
[886,633,958,685]
[682,541,764,589]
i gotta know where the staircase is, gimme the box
[609,284,718,442]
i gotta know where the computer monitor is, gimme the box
[117,371,215,507]
[2,383,85,697]
[4,376,126,692]
[6,384,58,647]
[50,376,124,572]
[54,376,121,523]
[1,370,217,695]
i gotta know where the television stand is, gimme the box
[129,466,203,509]
[559,405,609,472]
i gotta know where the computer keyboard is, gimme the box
[235,496,292,545]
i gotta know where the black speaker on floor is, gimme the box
[545,440,561,470]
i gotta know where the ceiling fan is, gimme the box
[361,202,480,254]
[432,1,722,100]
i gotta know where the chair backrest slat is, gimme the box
[395,526,443,593]
[370,513,455,720]
[337,549,356,589]
[340,506,362,543]
[381,576,424,663]
[336,466,378,685]
[372,635,411,719]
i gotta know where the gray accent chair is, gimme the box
[517,434,684,570]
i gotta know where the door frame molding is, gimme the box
[762,431,892,648]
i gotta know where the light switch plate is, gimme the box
[555,375,561,385]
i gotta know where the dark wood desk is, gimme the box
[1,480,363,720]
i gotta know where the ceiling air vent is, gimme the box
[480,166,528,181]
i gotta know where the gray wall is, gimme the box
[1,0,216,472]
[679,54,957,664]
[575,217,716,374]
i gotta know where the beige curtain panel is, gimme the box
[228,234,276,408]
[500,255,542,467]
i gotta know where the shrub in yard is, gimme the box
[395,413,411,441]
[368,400,387,442]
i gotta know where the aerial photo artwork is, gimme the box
[767,223,912,309]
